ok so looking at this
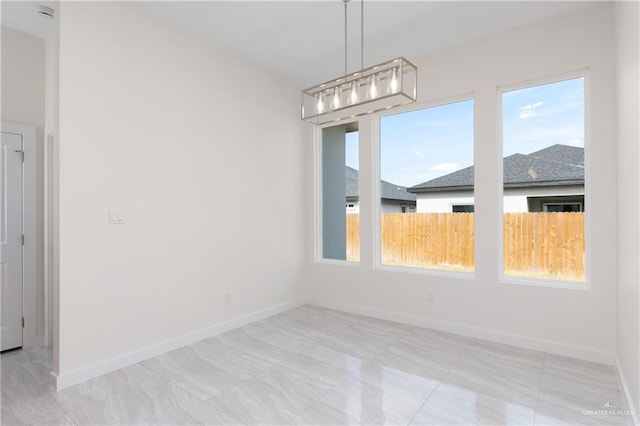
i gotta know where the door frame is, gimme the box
[1,121,37,349]
[44,131,56,348]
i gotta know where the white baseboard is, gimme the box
[52,298,305,390]
[306,298,616,365]
[49,371,60,390]
[616,356,639,426]
[51,296,620,392]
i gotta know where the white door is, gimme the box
[1,131,23,351]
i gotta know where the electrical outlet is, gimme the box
[108,210,125,225]
[426,291,434,302]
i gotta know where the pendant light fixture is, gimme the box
[301,0,417,124]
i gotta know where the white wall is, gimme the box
[503,195,528,213]
[56,2,305,381]
[381,201,415,214]
[1,26,46,341]
[44,10,60,371]
[417,187,584,213]
[350,200,415,214]
[415,192,475,213]
[307,4,618,363]
[615,1,640,419]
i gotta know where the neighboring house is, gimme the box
[408,144,584,213]
[346,167,417,213]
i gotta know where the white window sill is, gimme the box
[315,258,360,267]
[375,263,476,280]
[500,275,590,290]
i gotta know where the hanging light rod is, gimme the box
[301,0,417,125]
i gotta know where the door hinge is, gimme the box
[15,150,24,162]
[22,234,25,245]
[22,317,25,328]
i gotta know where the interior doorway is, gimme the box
[0,122,38,352]
[1,130,24,351]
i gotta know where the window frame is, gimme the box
[373,94,477,278]
[452,204,475,213]
[497,70,590,290]
[313,117,362,266]
[312,71,590,290]
[542,202,583,213]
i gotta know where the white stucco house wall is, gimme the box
[408,145,585,213]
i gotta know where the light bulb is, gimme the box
[316,92,324,114]
[369,74,378,99]
[389,67,399,93]
[349,81,358,105]
[332,87,341,110]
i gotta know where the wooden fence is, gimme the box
[346,212,585,281]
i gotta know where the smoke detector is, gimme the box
[37,5,55,19]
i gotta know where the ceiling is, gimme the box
[2,1,593,88]
[1,1,56,38]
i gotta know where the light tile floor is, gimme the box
[1,305,634,425]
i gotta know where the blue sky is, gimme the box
[345,77,584,188]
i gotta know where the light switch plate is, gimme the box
[108,210,125,225]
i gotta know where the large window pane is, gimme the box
[380,100,474,271]
[502,77,585,282]
[322,123,359,261]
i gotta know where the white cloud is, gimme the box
[519,101,544,119]
[413,149,425,158]
[431,162,460,172]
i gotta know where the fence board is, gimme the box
[346,213,359,261]
[346,212,585,281]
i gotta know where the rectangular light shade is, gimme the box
[301,57,417,125]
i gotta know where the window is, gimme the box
[502,77,585,282]
[380,100,474,271]
[527,195,584,212]
[452,204,475,213]
[321,123,359,262]
[543,202,582,213]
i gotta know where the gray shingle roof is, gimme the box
[346,167,359,199]
[408,144,584,193]
[527,144,584,166]
[346,167,416,202]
